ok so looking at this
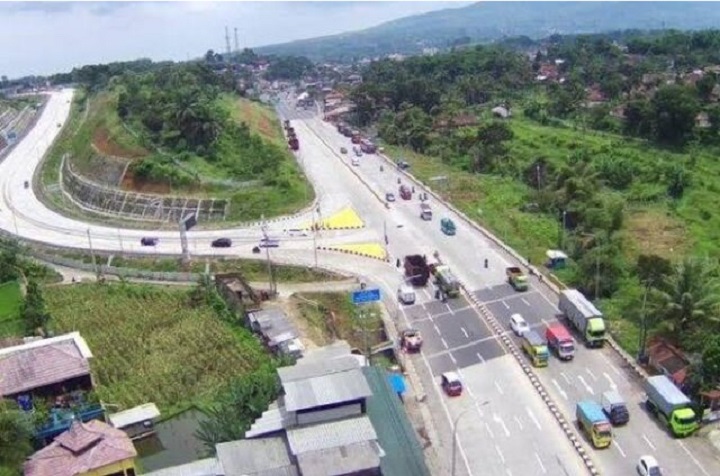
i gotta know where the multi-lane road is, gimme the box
[3,89,720,476]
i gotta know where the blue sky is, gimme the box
[0,1,469,78]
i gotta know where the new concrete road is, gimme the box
[290,107,720,476]
[5,89,720,475]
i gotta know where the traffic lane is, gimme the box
[450,356,590,476]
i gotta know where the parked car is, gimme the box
[385,192,396,202]
[23,180,29,189]
[340,147,348,154]
[397,160,410,170]
[140,237,159,246]
[637,456,662,476]
[441,371,463,397]
[510,313,530,336]
[259,238,280,248]
[211,238,232,248]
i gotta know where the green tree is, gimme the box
[651,84,700,146]
[0,399,34,474]
[698,335,720,390]
[22,280,51,334]
[0,242,20,283]
[470,121,514,172]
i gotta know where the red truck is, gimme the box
[399,184,412,200]
[546,323,575,360]
[404,254,430,286]
[360,139,377,154]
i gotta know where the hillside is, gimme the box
[254,2,720,61]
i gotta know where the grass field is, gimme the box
[0,281,23,338]
[226,95,287,148]
[44,283,273,415]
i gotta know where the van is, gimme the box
[440,218,456,235]
[601,390,630,426]
[397,284,416,305]
[420,203,432,221]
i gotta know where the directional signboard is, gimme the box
[352,288,381,304]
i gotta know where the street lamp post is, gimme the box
[451,400,490,476]
[637,281,651,364]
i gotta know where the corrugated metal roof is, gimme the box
[245,403,294,438]
[108,403,160,429]
[363,366,431,476]
[299,340,352,363]
[141,458,221,476]
[296,441,381,476]
[286,415,376,455]
[278,355,359,383]
[216,437,298,476]
[249,309,299,346]
[283,367,373,412]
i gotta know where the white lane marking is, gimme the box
[678,440,712,476]
[560,372,571,384]
[535,452,547,474]
[493,413,511,437]
[433,324,441,334]
[521,298,530,306]
[495,445,506,464]
[494,380,504,395]
[461,327,469,338]
[613,440,627,458]
[514,415,524,430]
[441,337,449,349]
[552,379,569,400]
[526,407,542,430]
[642,434,656,451]
[502,300,510,309]
[449,353,457,364]
[578,375,594,395]
[485,421,495,439]
[476,352,485,364]
[604,372,618,390]
[506,469,513,476]
[598,352,624,376]
[586,368,598,381]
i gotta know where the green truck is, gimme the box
[645,375,698,437]
[506,267,529,292]
[433,265,460,298]
[559,289,606,348]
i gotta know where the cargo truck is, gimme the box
[360,139,377,154]
[288,137,299,151]
[404,255,430,287]
[283,119,291,130]
[644,375,698,437]
[351,130,361,143]
[576,400,612,449]
[505,267,529,291]
[545,323,575,360]
[521,330,549,367]
[559,289,606,348]
[601,390,630,426]
[433,265,460,298]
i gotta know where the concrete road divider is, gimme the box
[317,242,389,262]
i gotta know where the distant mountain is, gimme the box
[254,2,720,62]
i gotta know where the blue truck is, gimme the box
[576,400,612,449]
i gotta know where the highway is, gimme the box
[2,88,720,475]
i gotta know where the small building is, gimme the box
[108,403,161,441]
[647,338,690,387]
[24,420,137,476]
[247,308,304,359]
[491,106,511,119]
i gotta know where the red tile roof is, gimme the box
[24,420,137,476]
[0,336,91,397]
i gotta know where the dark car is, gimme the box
[211,238,232,248]
[259,238,280,248]
[140,237,159,246]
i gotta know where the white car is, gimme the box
[637,456,662,476]
[509,313,530,336]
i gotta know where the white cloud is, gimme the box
[0,1,467,78]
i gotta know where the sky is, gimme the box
[0,1,470,79]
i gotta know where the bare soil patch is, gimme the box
[92,127,148,159]
[624,208,688,259]
[120,168,171,195]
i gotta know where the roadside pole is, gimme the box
[86,228,100,279]
[351,286,382,365]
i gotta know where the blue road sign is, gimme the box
[352,288,381,304]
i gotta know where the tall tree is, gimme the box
[0,399,34,474]
[22,280,50,334]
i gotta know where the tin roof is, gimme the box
[108,403,161,429]
[296,441,381,476]
[249,309,300,346]
[0,332,92,397]
[216,437,298,476]
[283,367,373,412]
[142,458,221,476]
[24,420,137,476]
[286,415,376,455]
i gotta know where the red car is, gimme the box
[441,372,463,397]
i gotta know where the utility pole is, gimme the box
[234,27,239,53]
[262,215,276,295]
[312,207,319,269]
[87,228,100,278]
[595,253,600,300]
[224,26,232,57]
[637,282,651,364]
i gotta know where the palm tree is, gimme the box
[652,258,720,348]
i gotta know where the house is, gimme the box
[247,308,304,358]
[24,420,137,476]
[696,112,711,129]
[0,332,94,400]
[145,341,429,476]
[647,338,690,387]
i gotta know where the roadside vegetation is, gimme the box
[351,29,720,395]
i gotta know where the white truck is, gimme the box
[559,289,606,348]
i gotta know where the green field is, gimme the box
[0,280,23,337]
[44,283,273,415]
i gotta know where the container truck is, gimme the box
[644,375,698,437]
[433,265,460,298]
[505,267,529,291]
[288,137,299,151]
[545,323,575,360]
[360,139,377,154]
[521,330,549,367]
[351,130,361,144]
[404,255,430,287]
[576,400,612,449]
[559,289,606,348]
[601,390,630,426]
